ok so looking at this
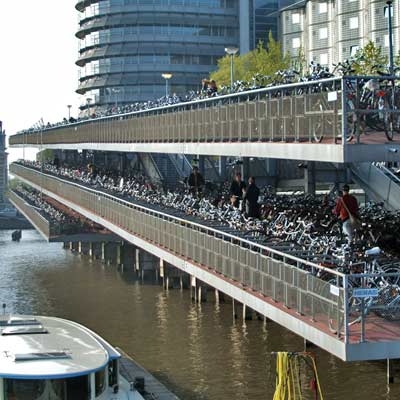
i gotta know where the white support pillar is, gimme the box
[90,373,96,400]
[239,0,250,54]
[0,378,4,400]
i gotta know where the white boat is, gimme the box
[0,315,145,399]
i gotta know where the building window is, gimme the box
[319,27,328,39]
[349,17,358,29]
[292,37,301,48]
[350,45,360,56]
[292,13,300,24]
[320,53,328,65]
[319,2,327,14]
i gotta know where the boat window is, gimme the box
[65,375,90,400]
[5,379,45,400]
[1,326,48,335]
[4,377,90,400]
[95,368,106,396]
[49,380,66,399]
[15,352,71,361]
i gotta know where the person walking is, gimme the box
[188,166,205,194]
[334,184,359,242]
[230,172,246,208]
[243,176,260,218]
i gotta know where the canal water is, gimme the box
[1,229,399,399]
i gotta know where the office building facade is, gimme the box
[75,0,284,108]
[75,0,241,107]
[280,0,400,67]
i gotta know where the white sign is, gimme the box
[330,285,340,297]
[328,91,338,102]
[353,288,379,298]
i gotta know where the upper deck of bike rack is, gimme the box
[10,162,400,362]
[9,76,400,163]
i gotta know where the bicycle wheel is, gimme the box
[313,122,323,142]
[384,112,395,141]
[374,286,400,320]
[328,301,344,334]
[339,100,356,142]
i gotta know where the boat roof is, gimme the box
[0,315,120,379]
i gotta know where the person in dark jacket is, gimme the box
[230,172,246,208]
[188,166,205,193]
[243,176,260,218]
[53,155,60,169]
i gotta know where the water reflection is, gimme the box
[1,229,400,399]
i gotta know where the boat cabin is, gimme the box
[0,316,135,400]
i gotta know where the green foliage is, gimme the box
[352,41,388,75]
[210,31,291,86]
[36,149,54,163]
[210,54,245,86]
[7,178,19,190]
[292,46,307,77]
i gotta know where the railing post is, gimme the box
[355,77,361,144]
[343,274,349,344]
[336,274,341,339]
[360,297,366,343]
[310,267,315,322]
[341,77,348,145]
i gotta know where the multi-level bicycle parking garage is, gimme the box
[8,76,400,366]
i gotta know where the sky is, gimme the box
[0,1,81,162]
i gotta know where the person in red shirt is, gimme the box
[334,184,359,242]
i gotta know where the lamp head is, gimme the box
[225,47,239,56]
[162,73,173,80]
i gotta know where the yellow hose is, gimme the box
[272,352,323,400]
[310,356,324,400]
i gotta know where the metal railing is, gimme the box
[10,77,345,146]
[7,190,51,238]
[11,76,400,148]
[7,189,94,238]
[11,163,400,345]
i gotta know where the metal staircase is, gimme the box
[350,163,400,210]
[150,153,188,187]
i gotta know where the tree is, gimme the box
[210,31,290,86]
[36,149,54,163]
[209,53,245,86]
[352,41,387,75]
[292,46,307,77]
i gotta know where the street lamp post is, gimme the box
[111,88,121,111]
[67,105,72,120]
[162,73,173,97]
[386,1,394,75]
[225,47,239,91]
[86,98,92,118]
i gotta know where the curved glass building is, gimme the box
[75,0,241,107]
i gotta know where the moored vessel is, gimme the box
[0,315,145,399]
